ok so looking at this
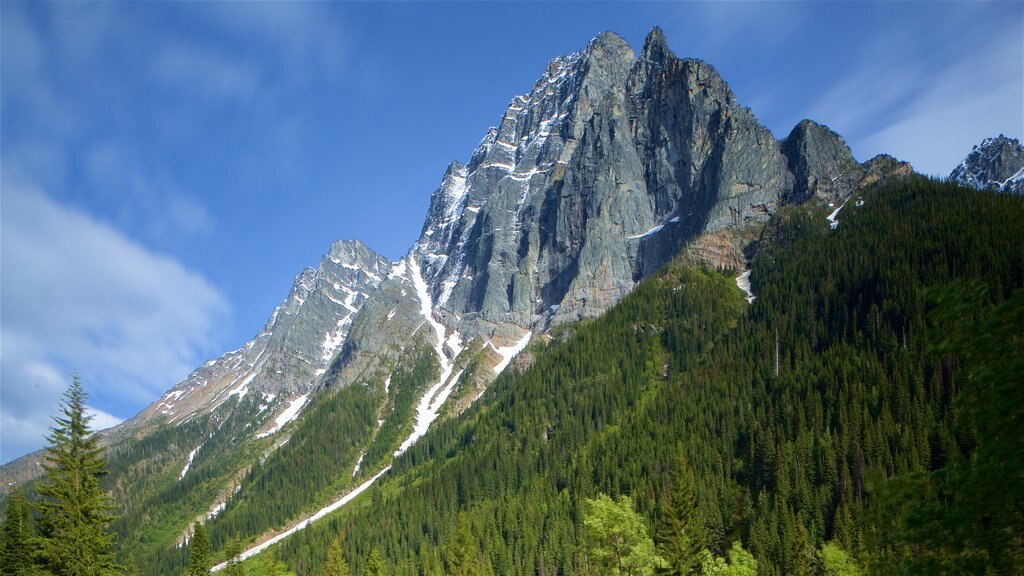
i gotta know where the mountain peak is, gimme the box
[641,26,674,65]
[586,30,634,63]
[950,134,1024,194]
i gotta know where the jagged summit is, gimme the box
[399,27,911,344]
[950,135,1024,195]
[2,30,921,560]
[640,26,675,65]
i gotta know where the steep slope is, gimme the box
[950,134,1024,194]
[2,27,924,574]
[326,28,911,422]
[270,178,1024,576]
[131,239,391,433]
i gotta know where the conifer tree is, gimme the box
[324,538,350,576]
[34,376,119,576]
[187,522,211,576]
[366,548,386,576]
[655,457,707,576]
[224,540,245,576]
[262,547,277,576]
[0,487,34,575]
[445,517,482,576]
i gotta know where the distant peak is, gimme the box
[586,30,634,61]
[641,26,675,64]
[444,160,467,176]
[327,239,384,267]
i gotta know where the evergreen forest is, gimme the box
[2,178,1022,576]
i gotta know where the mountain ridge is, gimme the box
[20,27,1021,576]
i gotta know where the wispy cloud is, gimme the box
[807,6,1023,176]
[84,144,214,242]
[0,180,229,463]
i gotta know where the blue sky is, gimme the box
[2,1,1021,463]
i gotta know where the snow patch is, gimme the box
[735,271,756,304]
[179,444,202,480]
[826,197,850,229]
[211,467,391,572]
[255,394,309,439]
[490,332,532,374]
[351,453,364,477]
[393,259,466,457]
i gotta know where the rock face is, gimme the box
[400,28,909,345]
[950,135,1024,195]
[3,28,916,503]
[130,239,391,429]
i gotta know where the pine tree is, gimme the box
[224,540,245,576]
[366,548,386,576]
[262,547,277,576]
[324,538,350,576]
[0,487,34,575]
[655,457,707,576]
[187,522,211,576]
[445,517,482,576]
[34,376,120,576]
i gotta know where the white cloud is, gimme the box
[807,11,1023,176]
[85,406,124,432]
[154,43,260,103]
[0,182,229,463]
[84,144,214,242]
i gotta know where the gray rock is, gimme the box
[950,135,1024,195]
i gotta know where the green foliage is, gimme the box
[817,542,861,576]
[187,522,211,576]
[262,547,278,576]
[365,548,386,576]
[224,540,244,576]
[0,488,35,575]
[584,494,660,576]
[700,541,757,576]
[656,457,707,576]
[34,376,120,576]
[445,515,486,576]
[863,284,1024,575]
[324,538,350,576]
[100,178,1022,576]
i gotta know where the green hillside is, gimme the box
[261,178,1024,576]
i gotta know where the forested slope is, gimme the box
[136,177,1024,569]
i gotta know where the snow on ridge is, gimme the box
[255,394,310,439]
[826,197,850,229]
[627,214,683,240]
[735,271,756,304]
[394,259,466,457]
[211,467,391,572]
[179,444,202,480]
[490,332,533,375]
[352,453,364,477]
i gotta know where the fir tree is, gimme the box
[366,548,386,576]
[187,522,211,576]
[34,376,119,576]
[656,457,708,576]
[0,487,34,575]
[445,517,482,576]
[224,540,245,576]
[262,547,277,576]
[324,538,350,576]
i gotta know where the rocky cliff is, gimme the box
[950,135,1024,195]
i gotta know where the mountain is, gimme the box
[271,176,1024,576]
[1,28,943,574]
[950,135,1024,194]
